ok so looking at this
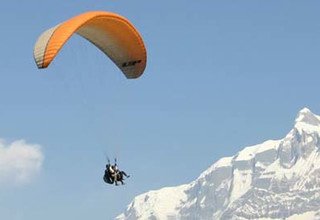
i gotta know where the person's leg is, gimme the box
[122,171,129,177]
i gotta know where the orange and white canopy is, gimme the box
[33,11,147,79]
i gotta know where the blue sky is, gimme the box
[1,1,320,219]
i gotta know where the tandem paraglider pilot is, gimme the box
[104,160,130,186]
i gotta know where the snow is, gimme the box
[229,168,252,203]
[236,140,280,161]
[198,156,232,179]
[116,184,189,220]
[214,157,233,168]
[287,211,318,220]
[294,108,320,133]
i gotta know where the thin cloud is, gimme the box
[0,139,44,186]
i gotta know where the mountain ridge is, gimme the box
[117,108,320,220]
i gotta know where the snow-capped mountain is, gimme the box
[117,108,320,220]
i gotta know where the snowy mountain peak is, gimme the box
[295,107,320,126]
[293,108,320,136]
[117,109,320,220]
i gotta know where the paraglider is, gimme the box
[34,11,147,186]
[33,11,147,78]
[104,159,130,186]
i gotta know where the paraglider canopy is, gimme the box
[33,11,147,79]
